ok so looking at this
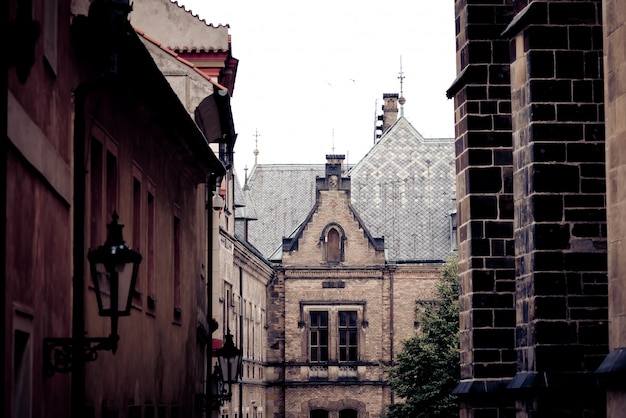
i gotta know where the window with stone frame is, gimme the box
[305,305,363,364]
[338,311,358,361]
[310,409,329,418]
[309,311,329,362]
[321,223,346,264]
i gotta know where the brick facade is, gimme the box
[264,155,441,418]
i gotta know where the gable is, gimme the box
[281,188,385,268]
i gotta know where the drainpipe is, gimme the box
[71,72,111,418]
[208,177,223,417]
[388,266,395,406]
[239,266,244,418]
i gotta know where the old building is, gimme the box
[5,1,233,417]
[244,94,456,263]
[446,0,626,417]
[261,155,441,418]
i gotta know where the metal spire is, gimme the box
[398,56,406,117]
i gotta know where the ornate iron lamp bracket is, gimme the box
[43,335,119,377]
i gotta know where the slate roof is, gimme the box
[349,116,456,261]
[237,164,325,257]
[236,117,455,262]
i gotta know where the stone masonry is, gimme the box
[448,1,609,417]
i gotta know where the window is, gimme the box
[310,410,328,418]
[321,223,345,264]
[132,174,141,301]
[146,185,156,313]
[309,311,328,362]
[173,215,181,321]
[90,138,103,247]
[13,312,33,418]
[304,304,363,364]
[338,311,358,362]
[327,229,341,262]
[106,150,118,219]
[339,410,358,418]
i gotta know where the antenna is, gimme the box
[331,129,335,153]
[398,56,406,117]
[253,129,260,165]
[373,98,379,144]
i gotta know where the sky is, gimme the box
[177,0,457,179]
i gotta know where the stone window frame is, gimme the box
[319,223,346,264]
[298,301,367,363]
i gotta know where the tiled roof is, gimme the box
[135,28,228,91]
[240,117,456,262]
[130,0,230,52]
[243,164,325,257]
[350,117,456,261]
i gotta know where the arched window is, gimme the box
[339,409,358,418]
[310,409,329,418]
[327,228,341,263]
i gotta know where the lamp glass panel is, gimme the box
[116,261,133,314]
[93,262,112,312]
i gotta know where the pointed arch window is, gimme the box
[321,223,346,264]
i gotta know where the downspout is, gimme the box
[389,266,395,406]
[239,265,244,418]
[208,176,223,417]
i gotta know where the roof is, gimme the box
[130,0,230,52]
[241,116,455,262]
[244,164,326,257]
[350,116,455,261]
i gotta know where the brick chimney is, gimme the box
[381,93,399,133]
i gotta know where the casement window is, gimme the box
[338,311,358,362]
[309,311,329,362]
[305,305,363,363]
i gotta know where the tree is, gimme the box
[384,257,459,418]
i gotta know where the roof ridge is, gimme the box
[134,26,228,92]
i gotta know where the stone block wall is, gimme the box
[448,0,517,414]
[450,0,610,416]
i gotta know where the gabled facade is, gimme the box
[264,155,441,418]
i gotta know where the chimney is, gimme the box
[325,154,345,190]
[381,93,399,133]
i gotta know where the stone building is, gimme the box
[446,1,626,417]
[263,155,441,418]
[243,94,456,263]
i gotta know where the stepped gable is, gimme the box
[281,155,385,267]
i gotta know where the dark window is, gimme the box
[173,216,181,320]
[339,409,358,418]
[106,150,118,219]
[339,311,358,362]
[132,176,141,298]
[90,138,103,247]
[310,410,329,418]
[310,312,328,362]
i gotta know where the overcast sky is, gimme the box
[177,0,457,179]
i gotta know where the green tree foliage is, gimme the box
[384,257,459,418]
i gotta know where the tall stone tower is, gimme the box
[448,1,608,416]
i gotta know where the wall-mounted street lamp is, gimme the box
[214,332,243,403]
[197,331,243,411]
[43,212,142,376]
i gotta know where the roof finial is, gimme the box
[398,56,406,117]
[331,129,335,154]
[253,129,260,165]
